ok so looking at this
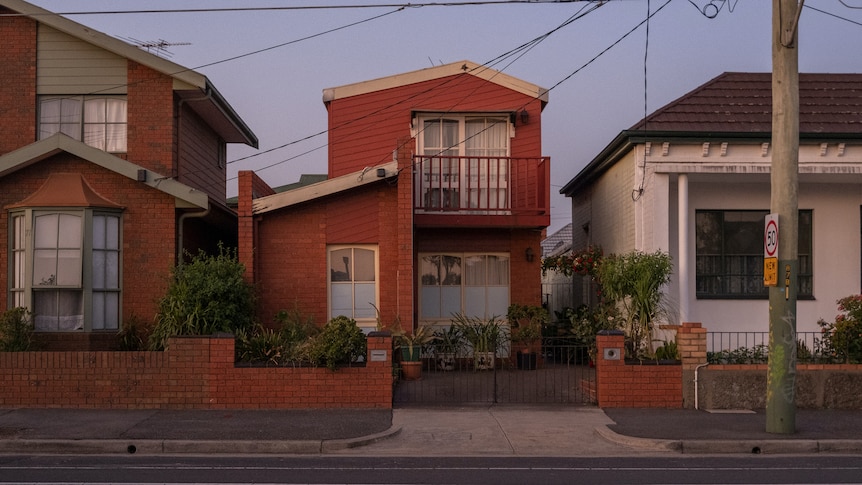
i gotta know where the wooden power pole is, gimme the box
[766,0,801,434]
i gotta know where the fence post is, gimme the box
[678,322,707,408]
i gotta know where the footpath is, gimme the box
[0,406,860,456]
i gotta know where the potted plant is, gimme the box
[452,313,506,370]
[392,324,436,380]
[432,325,464,371]
[507,304,548,370]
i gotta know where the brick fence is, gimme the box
[0,334,393,409]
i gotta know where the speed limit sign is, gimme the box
[764,214,778,286]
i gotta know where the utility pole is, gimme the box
[766,0,801,434]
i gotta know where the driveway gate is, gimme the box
[393,338,596,405]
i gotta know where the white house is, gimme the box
[561,72,862,336]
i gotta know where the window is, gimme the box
[39,96,128,152]
[416,115,510,211]
[420,252,509,320]
[696,210,812,299]
[9,210,122,331]
[328,246,377,325]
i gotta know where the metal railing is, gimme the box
[393,337,594,405]
[707,331,835,364]
[413,155,549,215]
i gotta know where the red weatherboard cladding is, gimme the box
[327,73,544,177]
[0,9,37,154]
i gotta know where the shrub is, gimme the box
[818,295,862,364]
[308,316,367,371]
[0,307,34,352]
[149,244,256,350]
[117,314,146,351]
[235,307,319,365]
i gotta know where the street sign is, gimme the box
[764,214,778,286]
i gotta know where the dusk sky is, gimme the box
[27,0,862,233]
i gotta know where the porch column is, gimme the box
[678,173,690,323]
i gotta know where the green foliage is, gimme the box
[0,307,34,352]
[149,244,256,350]
[541,245,603,277]
[392,324,436,361]
[817,295,862,364]
[117,315,146,351]
[653,339,680,361]
[451,313,508,353]
[563,304,622,359]
[236,307,319,366]
[309,316,367,371]
[707,344,769,364]
[597,250,673,359]
[507,304,548,344]
[432,325,464,355]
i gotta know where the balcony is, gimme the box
[413,155,550,228]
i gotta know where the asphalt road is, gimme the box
[2,454,862,484]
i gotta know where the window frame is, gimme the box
[38,95,128,153]
[327,245,379,328]
[8,208,123,332]
[695,209,813,300]
[418,251,510,322]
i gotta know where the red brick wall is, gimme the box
[250,183,400,327]
[0,157,176,338]
[595,332,683,408]
[0,8,37,155]
[127,61,175,176]
[0,335,393,409]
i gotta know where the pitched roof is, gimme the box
[631,72,862,135]
[1,0,257,148]
[322,60,549,106]
[562,72,862,195]
[0,133,209,210]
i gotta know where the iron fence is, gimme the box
[707,331,833,364]
[393,337,595,405]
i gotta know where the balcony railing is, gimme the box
[413,155,550,227]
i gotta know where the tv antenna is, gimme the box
[119,37,191,58]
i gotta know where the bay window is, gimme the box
[9,209,122,331]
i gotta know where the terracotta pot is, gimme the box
[401,361,422,380]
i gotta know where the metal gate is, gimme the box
[393,338,596,405]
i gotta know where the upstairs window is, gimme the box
[696,210,812,299]
[415,115,510,211]
[39,96,128,153]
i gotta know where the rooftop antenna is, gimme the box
[119,37,191,58]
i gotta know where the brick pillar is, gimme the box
[366,333,394,407]
[395,137,415,328]
[678,322,707,408]
[595,330,625,408]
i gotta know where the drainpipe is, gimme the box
[694,362,709,410]
[177,205,210,265]
[174,85,215,265]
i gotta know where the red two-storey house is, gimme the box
[0,0,257,349]
[238,61,549,333]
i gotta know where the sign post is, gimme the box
[764,214,778,287]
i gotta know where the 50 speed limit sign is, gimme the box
[764,214,778,286]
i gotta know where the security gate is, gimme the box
[393,338,596,405]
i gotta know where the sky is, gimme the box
[25,0,862,234]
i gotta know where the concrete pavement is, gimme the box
[0,405,861,456]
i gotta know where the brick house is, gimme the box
[238,61,550,333]
[0,0,257,350]
[561,72,862,336]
